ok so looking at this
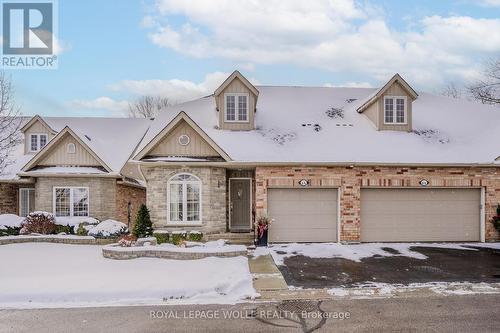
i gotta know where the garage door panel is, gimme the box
[361,188,480,242]
[268,188,338,243]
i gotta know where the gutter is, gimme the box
[16,172,122,178]
[129,159,500,169]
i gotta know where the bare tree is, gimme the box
[0,71,22,175]
[128,95,170,118]
[441,82,462,99]
[468,58,500,105]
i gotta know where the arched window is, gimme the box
[167,173,201,224]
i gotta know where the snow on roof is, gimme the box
[24,166,108,175]
[1,117,151,181]
[137,86,500,165]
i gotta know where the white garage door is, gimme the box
[268,188,338,243]
[361,188,481,242]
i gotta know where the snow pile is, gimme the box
[263,243,498,265]
[0,214,24,229]
[327,282,500,299]
[87,220,127,237]
[110,239,247,254]
[0,243,257,308]
[56,216,99,227]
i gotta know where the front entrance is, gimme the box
[229,178,252,232]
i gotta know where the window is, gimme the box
[19,188,35,217]
[384,97,406,124]
[53,187,89,217]
[167,173,201,224]
[225,93,248,122]
[29,134,48,152]
[67,143,76,154]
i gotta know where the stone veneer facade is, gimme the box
[35,177,117,221]
[142,166,226,234]
[255,165,500,242]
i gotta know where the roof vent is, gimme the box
[84,135,91,141]
[346,98,357,103]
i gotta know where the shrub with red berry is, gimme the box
[21,211,57,235]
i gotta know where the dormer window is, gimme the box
[224,93,248,122]
[30,133,48,152]
[384,96,407,124]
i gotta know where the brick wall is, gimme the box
[115,183,146,229]
[0,183,18,215]
[255,166,500,242]
[35,177,117,221]
[142,166,226,234]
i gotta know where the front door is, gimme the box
[229,179,251,232]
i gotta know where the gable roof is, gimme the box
[214,70,259,97]
[22,126,113,172]
[134,111,231,161]
[136,86,500,165]
[20,115,57,134]
[357,73,418,113]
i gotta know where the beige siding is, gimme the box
[23,120,55,154]
[363,101,379,128]
[216,77,256,131]
[360,188,481,242]
[148,120,219,157]
[378,81,413,132]
[268,188,338,242]
[38,133,101,167]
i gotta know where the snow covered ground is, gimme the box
[252,242,500,265]
[0,243,257,309]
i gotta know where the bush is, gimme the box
[133,204,153,238]
[54,224,74,235]
[76,224,89,236]
[188,231,203,242]
[0,226,21,237]
[171,231,187,245]
[22,211,56,234]
[118,234,137,247]
[153,232,169,244]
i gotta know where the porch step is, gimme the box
[204,232,255,245]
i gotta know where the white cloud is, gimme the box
[108,71,260,103]
[478,0,500,7]
[145,0,500,88]
[67,97,129,115]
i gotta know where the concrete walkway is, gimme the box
[248,253,288,296]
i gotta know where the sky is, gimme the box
[4,0,500,117]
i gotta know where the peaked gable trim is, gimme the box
[214,70,259,97]
[357,73,418,113]
[134,112,232,161]
[20,115,57,134]
[21,126,112,172]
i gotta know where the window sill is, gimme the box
[165,223,203,227]
[224,120,250,124]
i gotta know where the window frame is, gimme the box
[19,188,35,217]
[166,173,202,225]
[67,142,76,154]
[29,133,49,152]
[383,96,407,125]
[52,186,90,217]
[224,92,249,123]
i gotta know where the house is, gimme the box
[0,70,499,242]
[0,116,150,227]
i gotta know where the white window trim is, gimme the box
[166,173,202,225]
[224,92,250,123]
[383,96,408,125]
[29,133,49,152]
[19,188,34,217]
[52,186,90,217]
[67,142,76,154]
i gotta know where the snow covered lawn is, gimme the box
[0,243,257,309]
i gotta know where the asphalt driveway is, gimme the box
[276,245,500,288]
